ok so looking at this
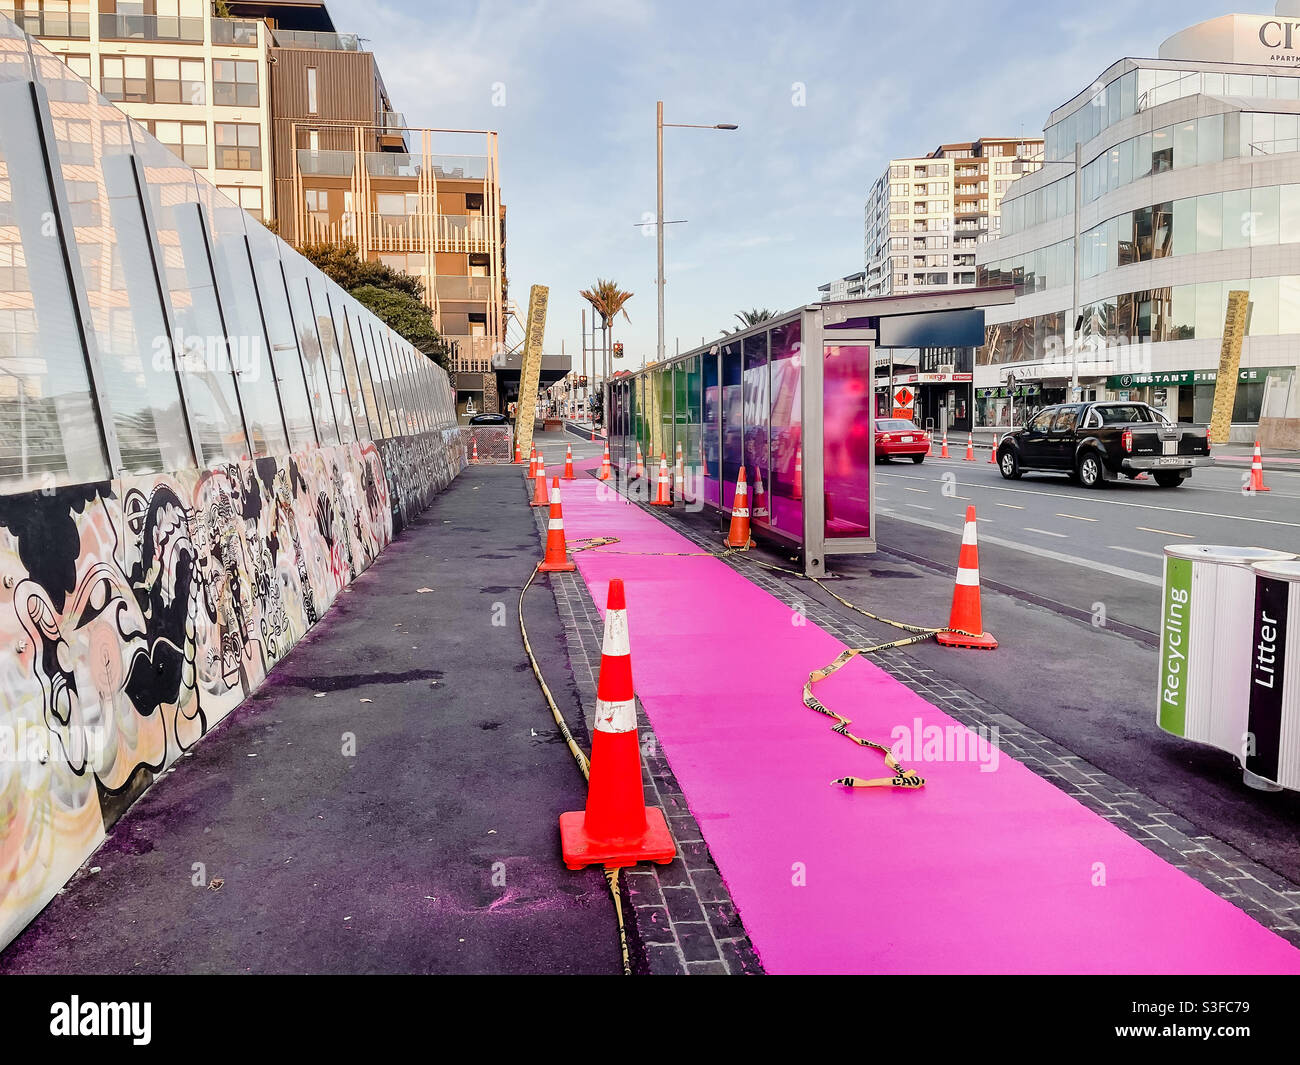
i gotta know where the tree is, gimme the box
[299,240,424,301]
[725,308,775,333]
[350,284,451,372]
[579,279,632,429]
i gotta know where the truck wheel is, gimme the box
[998,449,1021,480]
[1153,471,1186,488]
[1077,450,1105,489]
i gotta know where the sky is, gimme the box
[328,0,1235,372]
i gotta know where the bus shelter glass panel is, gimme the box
[768,320,802,537]
[0,54,108,490]
[721,340,742,510]
[244,219,316,449]
[656,364,673,462]
[671,361,685,467]
[702,349,720,506]
[204,186,289,457]
[684,356,702,489]
[42,55,197,472]
[823,343,873,539]
[742,332,770,528]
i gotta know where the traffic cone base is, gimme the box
[936,628,998,650]
[560,805,675,870]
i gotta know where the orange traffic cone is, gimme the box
[964,434,975,462]
[936,506,997,650]
[674,442,685,504]
[514,441,523,464]
[471,437,479,463]
[988,436,997,464]
[792,448,803,500]
[752,473,769,521]
[527,445,538,479]
[633,444,645,479]
[1249,440,1271,492]
[560,579,675,870]
[651,453,672,505]
[597,442,612,481]
[538,478,576,572]
[563,444,575,481]
[531,462,550,507]
[726,468,751,548]
[940,432,950,459]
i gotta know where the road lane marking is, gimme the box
[1025,527,1068,538]
[905,503,932,511]
[1109,545,1164,560]
[903,487,928,493]
[1137,526,1193,538]
[1056,513,1098,522]
[995,502,1024,509]
[872,473,1300,528]
[878,510,1162,586]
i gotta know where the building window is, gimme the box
[152,57,205,104]
[218,184,263,220]
[304,188,329,225]
[100,55,147,103]
[306,67,318,115]
[213,59,259,107]
[62,53,91,80]
[214,123,261,170]
[151,120,207,168]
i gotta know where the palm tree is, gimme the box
[580,279,633,426]
[725,308,775,333]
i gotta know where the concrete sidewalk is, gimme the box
[0,465,618,975]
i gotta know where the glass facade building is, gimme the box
[974,8,1300,443]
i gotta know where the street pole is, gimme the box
[656,100,665,367]
[1071,139,1082,403]
[581,307,587,419]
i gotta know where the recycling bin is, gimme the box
[1243,560,1300,792]
[1157,545,1296,788]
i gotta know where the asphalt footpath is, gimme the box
[0,463,618,975]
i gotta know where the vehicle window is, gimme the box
[1052,407,1079,432]
[1095,404,1150,424]
[1082,409,1101,429]
[1026,410,1055,432]
[878,419,916,431]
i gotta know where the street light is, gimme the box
[1014,141,1083,402]
[657,102,739,365]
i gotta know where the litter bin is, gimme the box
[1158,545,1296,789]
[1244,560,1300,792]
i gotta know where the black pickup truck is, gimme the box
[996,402,1213,488]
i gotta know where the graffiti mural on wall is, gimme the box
[0,435,458,950]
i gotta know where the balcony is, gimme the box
[366,152,421,178]
[5,8,90,37]
[435,276,493,302]
[433,155,488,182]
[446,335,496,365]
[298,149,355,176]
[272,28,360,51]
[98,12,204,43]
[212,18,259,46]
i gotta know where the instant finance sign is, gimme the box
[1159,556,1192,735]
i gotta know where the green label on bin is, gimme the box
[1159,556,1193,735]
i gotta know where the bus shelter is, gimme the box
[607,287,1013,575]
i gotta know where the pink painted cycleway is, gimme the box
[556,472,1300,974]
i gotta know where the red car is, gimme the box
[875,418,930,463]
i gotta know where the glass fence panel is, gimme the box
[742,331,770,528]
[720,340,742,510]
[823,343,872,539]
[38,52,196,473]
[280,247,339,446]
[702,348,720,507]
[0,52,108,490]
[324,285,371,440]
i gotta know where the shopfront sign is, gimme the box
[1106,366,1286,389]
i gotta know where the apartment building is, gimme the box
[815,270,866,302]
[863,136,1044,299]
[6,0,275,219]
[974,2,1300,444]
[12,0,508,415]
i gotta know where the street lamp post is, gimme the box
[656,102,738,365]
